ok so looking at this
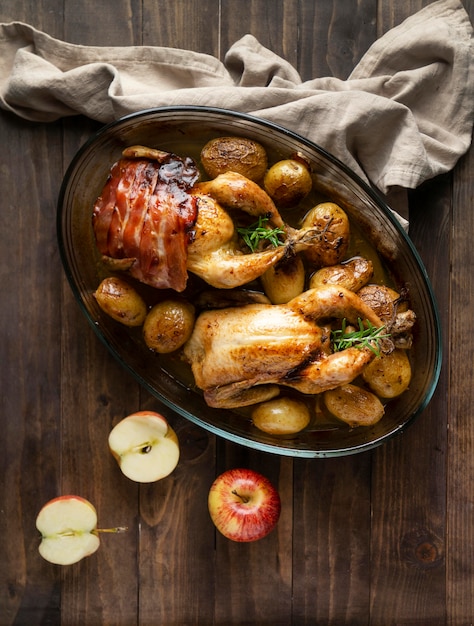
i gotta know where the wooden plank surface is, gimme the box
[0,0,472,624]
[447,139,474,623]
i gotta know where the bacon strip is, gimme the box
[92,153,199,292]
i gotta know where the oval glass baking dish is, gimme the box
[57,106,442,458]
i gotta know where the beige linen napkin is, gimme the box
[0,0,472,194]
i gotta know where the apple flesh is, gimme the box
[36,496,127,565]
[108,411,180,483]
[36,496,101,565]
[208,468,281,542]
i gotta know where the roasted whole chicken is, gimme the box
[92,146,331,292]
[183,285,385,409]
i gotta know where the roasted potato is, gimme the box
[309,256,373,292]
[362,349,412,398]
[261,255,305,304]
[357,284,407,318]
[263,158,313,208]
[252,397,311,435]
[301,202,350,267]
[200,136,268,181]
[94,276,147,327]
[143,299,195,353]
[323,384,385,427]
[358,284,416,348]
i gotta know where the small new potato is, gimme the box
[261,255,305,304]
[94,276,147,327]
[310,257,373,292]
[358,284,407,319]
[323,384,385,427]
[143,299,195,353]
[252,397,311,435]
[201,136,268,181]
[362,349,412,398]
[302,202,350,267]
[264,159,313,208]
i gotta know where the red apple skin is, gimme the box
[40,495,96,510]
[122,410,166,420]
[208,468,281,542]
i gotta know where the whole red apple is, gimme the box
[208,468,281,542]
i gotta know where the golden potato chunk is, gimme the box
[201,136,268,181]
[302,202,350,267]
[143,299,195,353]
[263,159,312,208]
[362,349,412,398]
[260,255,305,304]
[323,384,385,427]
[94,277,147,327]
[309,257,373,292]
[252,397,311,435]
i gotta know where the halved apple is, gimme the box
[108,411,180,483]
[36,496,127,565]
[36,496,101,565]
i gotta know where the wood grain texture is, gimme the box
[0,0,472,624]
[292,456,372,624]
[447,142,474,623]
[298,0,376,80]
[143,0,219,54]
[221,0,299,64]
[0,114,64,626]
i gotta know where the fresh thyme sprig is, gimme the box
[331,318,391,356]
[237,216,285,252]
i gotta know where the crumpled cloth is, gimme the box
[0,0,472,194]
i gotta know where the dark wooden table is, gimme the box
[1,1,473,624]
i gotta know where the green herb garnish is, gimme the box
[237,216,285,252]
[331,318,390,356]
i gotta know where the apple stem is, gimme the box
[231,489,250,504]
[94,526,128,534]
